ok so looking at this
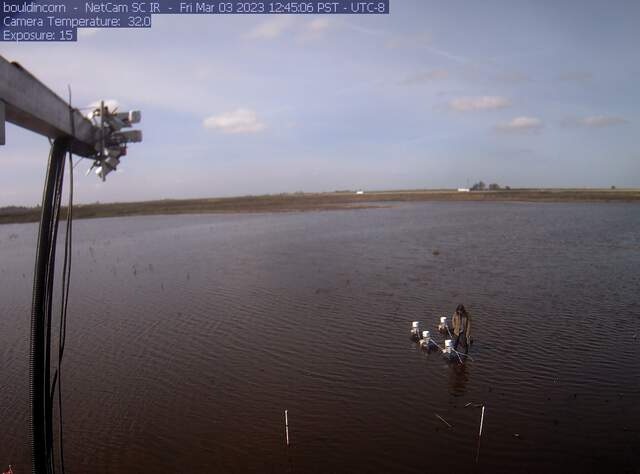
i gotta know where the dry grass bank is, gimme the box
[2,188,639,225]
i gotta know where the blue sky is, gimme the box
[1,0,639,205]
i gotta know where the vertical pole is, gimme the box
[284,410,290,447]
[476,405,486,464]
[0,101,5,146]
[99,101,105,164]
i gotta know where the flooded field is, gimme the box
[1,202,639,473]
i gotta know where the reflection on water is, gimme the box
[448,362,470,396]
[1,202,639,473]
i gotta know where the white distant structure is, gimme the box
[356,190,365,195]
[457,188,470,192]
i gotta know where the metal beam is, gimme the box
[0,55,100,157]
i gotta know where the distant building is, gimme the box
[356,190,365,195]
[457,188,470,192]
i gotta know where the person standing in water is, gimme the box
[452,304,472,354]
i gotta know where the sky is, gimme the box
[1,0,639,206]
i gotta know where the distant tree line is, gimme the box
[0,205,31,215]
[470,181,511,191]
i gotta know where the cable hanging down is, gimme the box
[30,137,73,474]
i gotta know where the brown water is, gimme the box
[1,202,639,473]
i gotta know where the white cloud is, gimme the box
[203,108,265,134]
[496,116,543,133]
[87,99,121,113]
[298,17,332,41]
[308,18,330,32]
[245,17,331,41]
[401,68,448,85]
[245,17,296,40]
[576,115,628,127]
[449,96,511,111]
[78,28,99,38]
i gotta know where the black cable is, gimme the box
[46,141,66,474]
[49,150,72,474]
[48,97,76,474]
[45,144,64,474]
[55,87,76,474]
[32,86,78,473]
[30,137,69,474]
[56,151,73,474]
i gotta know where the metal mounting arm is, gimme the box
[0,55,100,157]
[1,55,143,182]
